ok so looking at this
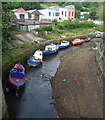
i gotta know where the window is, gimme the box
[20,14,25,19]
[72,12,74,16]
[19,70,24,74]
[53,13,54,16]
[49,12,51,16]
[69,12,70,17]
[65,11,66,17]
[62,11,63,15]
[55,12,59,16]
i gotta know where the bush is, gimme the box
[63,20,95,30]
[52,19,59,25]
[34,28,42,32]
[42,25,52,31]
[56,24,63,30]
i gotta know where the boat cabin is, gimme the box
[61,41,69,46]
[45,44,56,51]
[73,39,81,42]
[33,50,43,60]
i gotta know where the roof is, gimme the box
[48,6,59,11]
[27,9,42,15]
[17,21,35,25]
[39,20,53,24]
[64,5,75,10]
[25,20,53,24]
[11,8,28,13]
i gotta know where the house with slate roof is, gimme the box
[11,8,28,20]
[27,9,42,20]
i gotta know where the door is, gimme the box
[14,25,17,31]
[22,26,25,32]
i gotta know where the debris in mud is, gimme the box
[62,79,67,82]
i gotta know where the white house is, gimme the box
[39,5,75,22]
[11,8,28,19]
[39,6,60,21]
[80,12,90,19]
[59,8,68,22]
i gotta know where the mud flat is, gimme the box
[51,46,103,118]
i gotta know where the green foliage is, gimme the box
[34,26,53,32]
[42,25,53,31]
[52,19,59,25]
[89,11,98,20]
[34,28,42,32]
[83,14,89,20]
[2,2,13,52]
[28,13,31,19]
[63,20,95,30]
[95,25,103,31]
[75,10,80,19]
[81,7,89,12]
[56,24,63,30]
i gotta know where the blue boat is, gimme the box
[58,41,70,49]
[27,50,43,67]
[9,64,25,91]
[42,43,59,55]
[83,37,91,42]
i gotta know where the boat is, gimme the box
[9,64,25,91]
[27,50,43,67]
[58,41,70,49]
[42,43,59,55]
[83,37,91,42]
[72,38,83,45]
[96,33,103,38]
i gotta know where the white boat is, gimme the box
[42,43,59,55]
[27,50,43,67]
[58,41,70,49]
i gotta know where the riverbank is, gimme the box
[51,46,103,118]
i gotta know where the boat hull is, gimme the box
[9,77,25,91]
[83,38,90,42]
[72,41,83,45]
[42,49,58,55]
[27,59,41,67]
[58,44,69,49]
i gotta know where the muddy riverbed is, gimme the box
[4,43,80,118]
[51,45,103,118]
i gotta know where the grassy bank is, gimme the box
[41,27,95,40]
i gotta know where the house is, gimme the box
[39,5,75,22]
[39,6,60,21]
[80,12,90,19]
[59,8,68,22]
[27,9,42,20]
[64,5,75,21]
[11,8,28,20]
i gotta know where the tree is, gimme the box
[75,10,80,19]
[84,14,89,20]
[2,2,13,52]
[97,3,103,20]
[34,15,36,20]
[28,13,31,19]
[89,11,97,20]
